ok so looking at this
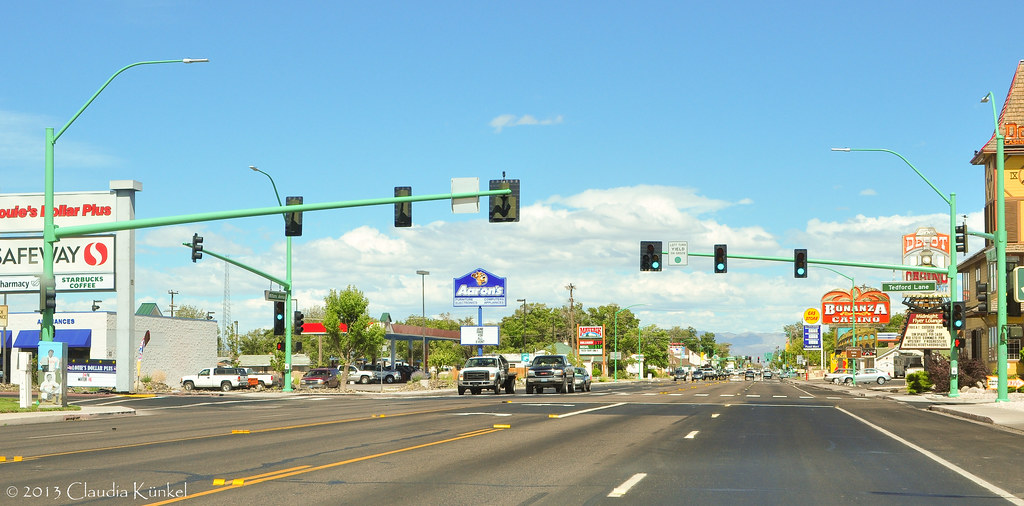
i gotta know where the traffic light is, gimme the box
[40,284,57,312]
[276,341,284,351]
[940,301,950,328]
[953,334,966,349]
[640,241,662,271]
[293,311,305,335]
[976,281,988,313]
[488,179,520,223]
[714,244,727,273]
[794,249,807,278]
[955,224,967,253]
[273,301,285,336]
[951,301,966,331]
[285,196,303,236]
[394,186,412,227]
[190,233,204,262]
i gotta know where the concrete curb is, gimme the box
[1,406,136,426]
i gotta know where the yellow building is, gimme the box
[963,60,1024,378]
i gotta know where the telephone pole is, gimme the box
[565,283,576,350]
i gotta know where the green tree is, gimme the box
[324,286,386,386]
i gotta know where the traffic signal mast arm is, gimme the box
[53,188,513,238]
[180,242,288,289]
[687,250,948,276]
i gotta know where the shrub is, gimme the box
[410,371,426,382]
[906,371,933,394]
[957,358,990,389]
[926,355,951,393]
[592,367,602,378]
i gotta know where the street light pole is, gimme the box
[614,303,647,381]
[249,165,295,392]
[417,270,430,372]
[831,147,960,396]
[41,59,208,345]
[982,92,1010,402]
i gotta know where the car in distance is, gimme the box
[690,368,704,381]
[300,367,340,388]
[573,367,592,392]
[673,368,688,381]
[762,369,773,380]
[744,369,756,381]
[180,367,250,392]
[526,354,575,394]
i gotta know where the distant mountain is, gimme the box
[714,331,786,360]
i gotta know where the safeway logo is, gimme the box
[83,242,108,266]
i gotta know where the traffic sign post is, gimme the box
[667,241,688,267]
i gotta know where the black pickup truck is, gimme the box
[526,354,576,394]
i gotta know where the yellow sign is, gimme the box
[803,307,821,325]
[0,304,7,327]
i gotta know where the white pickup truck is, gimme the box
[242,368,281,389]
[180,367,250,392]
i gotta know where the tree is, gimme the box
[173,304,211,320]
[323,286,386,386]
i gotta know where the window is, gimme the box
[989,326,998,362]
[1009,339,1021,361]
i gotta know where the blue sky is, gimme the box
[0,2,1016,357]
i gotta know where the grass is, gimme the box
[0,397,81,413]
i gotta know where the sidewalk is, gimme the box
[0,404,136,426]
[800,379,1024,431]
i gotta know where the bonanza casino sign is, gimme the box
[820,286,891,325]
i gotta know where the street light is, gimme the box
[831,147,961,397]
[249,165,296,392]
[41,59,207,345]
[614,303,647,381]
[982,92,1010,402]
[817,266,857,385]
[417,270,430,372]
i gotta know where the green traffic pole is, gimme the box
[42,59,207,345]
[987,92,1009,402]
[284,236,293,391]
[831,148,961,396]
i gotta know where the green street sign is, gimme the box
[881,281,936,292]
[1015,267,1024,303]
[264,290,287,302]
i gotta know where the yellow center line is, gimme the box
[2,407,455,464]
[146,427,506,505]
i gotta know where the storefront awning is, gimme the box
[13,329,92,348]
[1,330,10,348]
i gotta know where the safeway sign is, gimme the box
[0,236,116,292]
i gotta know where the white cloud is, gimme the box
[489,114,563,133]
[860,188,877,196]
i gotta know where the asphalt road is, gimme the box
[1,379,1022,505]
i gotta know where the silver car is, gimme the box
[829,368,892,385]
[572,367,592,392]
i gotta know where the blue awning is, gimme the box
[13,329,92,349]
[1,330,10,348]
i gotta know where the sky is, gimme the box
[0,2,1017,358]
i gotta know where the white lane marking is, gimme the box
[27,430,104,439]
[643,393,657,396]
[827,397,841,400]
[799,396,814,399]
[711,413,720,418]
[553,402,626,419]
[669,394,683,396]
[837,407,1024,506]
[608,473,647,498]
[695,393,709,397]
[684,430,699,439]
[719,394,734,397]
[453,412,512,417]
[523,403,575,407]
[746,394,761,397]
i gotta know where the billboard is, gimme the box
[578,325,604,356]
[453,268,506,307]
[821,286,890,325]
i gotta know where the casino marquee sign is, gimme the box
[820,286,891,325]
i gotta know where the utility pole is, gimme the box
[565,283,576,350]
[168,290,178,318]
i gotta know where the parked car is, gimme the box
[824,368,854,384]
[829,368,892,385]
[301,367,340,388]
[344,365,375,384]
[573,367,592,392]
[180,367,250,392]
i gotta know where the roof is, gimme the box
[136,303,163,316]
[973,60,1024,165]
